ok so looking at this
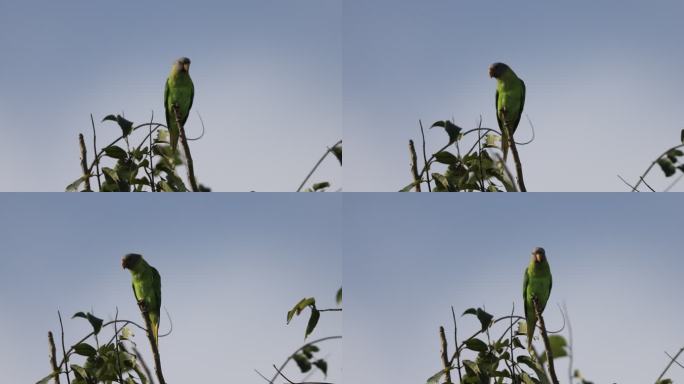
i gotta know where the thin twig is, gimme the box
[664,172,684,192]
[173,105,199,192]
[137,300,166,384]
[419,120,432,191]
[477,116,485,192]
[564,303,573,384]
[78,134,92,192]
[664,351,684,369]
[296,139,342,192]
[90,114,101,191]
[58,312,71,384]
[272,364,332,384]
[439,326,453,383]
[617,174,639,191]
[48,331,61,384]
[640,176,656,192]
[451,307,463,383]
[509,303,518,382]
[114,308,124,383]
[533,298,558,384]
[149,111,156,192]
[656,347,684,383]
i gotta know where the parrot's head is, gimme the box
[489,62,511,79]
[122,253,143,270]
[174,57,191,73]
[531,247,546,263]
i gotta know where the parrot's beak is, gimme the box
[534,253,542,263]
[183,63,190,72]
[122,259,127,269]
[488,67,495,78]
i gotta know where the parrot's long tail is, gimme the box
[526,317,535,351]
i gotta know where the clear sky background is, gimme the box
[344,193,684,383]
[0,0,341,191]
[343,0,684,191]
[0,194,342,383]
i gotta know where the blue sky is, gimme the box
[0,194,342,383]
[343,0,684,191]
[0,0,341,191]
[344,193,684,383]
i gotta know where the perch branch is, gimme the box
[137,301,166,384]
[504,122,527,192]
[58,311,71,384]
[173,105,199,192]
[451,307,463,383]
[47,331,61,384]
[439,326,453,383]
[78,134,92,192]
[408,140,422,192]
[533,297,558,384]
[632,143,684,191]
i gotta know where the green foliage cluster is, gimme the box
[67,114,206,192]
[281,287,342,380]
[402,120,516,192]
[37,311,150,384]
[654,130,684,178]
[426,307,591,384]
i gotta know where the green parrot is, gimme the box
[522,247,552,351]
[122,253,162,344]
[164,57,194,152]
[489,62,526,162]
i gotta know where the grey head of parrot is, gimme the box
[531,247,546,263]
[122,253,143,270]
[489,62,511,78]
[174,57,191,73]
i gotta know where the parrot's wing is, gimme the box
[164,78,172,128]
[522,267,529,314]
[151,267,162,313]
[131,282,140,302]
[184,80,194,126]
[495,89,503,132]
[510,79,526,135]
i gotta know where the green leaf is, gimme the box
[331,143,342,165]
[287,297,316,324]
[656,379,672,384]
[517,356,550,384]
[72,342,97,357]
[103,114,134,137]
[293,353,312,373]
[431,173,450,191]
[426,369,447,384]
[547,335,568,359]
[434,151,458,164]
[313,359,328,376]
[103,145,128,160]
[72,312,104,335]
[336,287,342,305]
[305,308,320,339]
[658,157,676,177]
[35,372,59,384]
[311,182,330,191]
[464,338,488,352]
[462,307,493,331]
[399,180,422,192]
[431,120,463,145]
[66,176,86,192]
[70,364,89,380]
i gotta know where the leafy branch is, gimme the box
[257,287,342,384]
[620,129,684,192]
[402,117,532,192]
[297,140,343,192]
